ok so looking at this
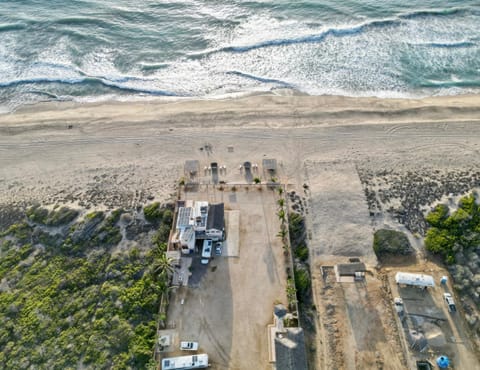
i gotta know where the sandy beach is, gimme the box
[1,93,480,235]
[1,93,480,209]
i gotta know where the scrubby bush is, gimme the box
[294,245,309,262]
[1,222,33,244]
[373,229,413,257]
[294,267,311,298]
[425,193,480,263]
[143,203,162,222]
[289,212,305,246]
[26,206,79,226]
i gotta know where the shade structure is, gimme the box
[436,355,449,368]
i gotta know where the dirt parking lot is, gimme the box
[165,184,287,369]
[314,258,405,370]
[389,267,479,369]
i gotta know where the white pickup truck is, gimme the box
[180,341,199,351]
[443,293,456,313]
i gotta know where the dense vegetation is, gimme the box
[287,209,316,361]
[425,194,480,264]
[424,194,480,320]
[0,204,171,369]
[288,212,311,299]
[373,229,413,259]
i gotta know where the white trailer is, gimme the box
[162,354,208,370]
[395,272,435,288]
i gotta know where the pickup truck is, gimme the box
[180,341,199,351]
[443,293,456,313]
[394,297,404,314]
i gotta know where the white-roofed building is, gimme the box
[179,226,195,254]
[193,201,209,232]
[161,354,208,370]
[395,272,435,288]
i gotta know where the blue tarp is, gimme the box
[436,356,449,368]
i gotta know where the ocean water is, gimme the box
[0,0,479,111]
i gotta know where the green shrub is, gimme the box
[294,245,309,262]
[3,222,32,244]
[294,268,311,299]
[373,229,413,257]
[289,212,305,245]
[143,203,162,223]
[26,206,49,224]
[46,207,79,226]
[424,193,480,264]
[425,204,449,228]
[26,206,79,226]
[85,211,104,221]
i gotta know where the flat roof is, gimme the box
[337,263,366,276]
[180,226,195,243]
[263,158,277,171]
[162,354,208,370]
[395,272,435,287]
[207,203,224,231]
[184,160,199,174]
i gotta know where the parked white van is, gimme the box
[201,239,212,264]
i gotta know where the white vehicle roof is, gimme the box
[162,354,208,369]
[202,241,212,258]
[395,272,435,287]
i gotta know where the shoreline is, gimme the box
[1,93,480,131]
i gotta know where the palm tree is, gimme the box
[277,228,287,241]
[253,177,261,184]
[277,209,286,223]
[277,198,285,208]
[153,254,174,279]
[277,187,284,196]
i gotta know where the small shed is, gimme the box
[184,160,199,178]
[395,272,435,288]
[336,262,366,282]
[263,158,277,174]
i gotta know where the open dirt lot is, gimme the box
[388,265,479,370]
[313,258,406,370]
[165,184,287,369]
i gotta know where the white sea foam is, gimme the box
[0,0,479,112]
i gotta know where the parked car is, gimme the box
[443,293,456,312]
[394,297,404,314]
[215,242,222,256]
[180,341,199,351]
[201,239,212,264]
